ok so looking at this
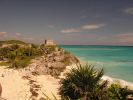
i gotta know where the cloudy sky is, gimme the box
[0,0,133,45]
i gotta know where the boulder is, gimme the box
[54,56,64,62]
[36,65,48,75]
[51,62,65,70]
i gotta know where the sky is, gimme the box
[0,0,133,45]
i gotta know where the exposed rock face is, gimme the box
[24,50,79,77]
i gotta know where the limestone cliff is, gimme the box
[0,40,80,77]
[24,48,79,77]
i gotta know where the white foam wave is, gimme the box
[60,63,133,89]
[102,75,133,88]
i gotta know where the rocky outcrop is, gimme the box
[24,50,79,77]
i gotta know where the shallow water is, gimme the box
[60,45,133,83]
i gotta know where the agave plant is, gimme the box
[59,64,108,100]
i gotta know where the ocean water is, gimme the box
[60,45,133,83]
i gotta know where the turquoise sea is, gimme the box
[60,45,133,83]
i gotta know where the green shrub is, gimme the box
[42,45,57,54]
[0,62,10,66]
[10,44,19,50]
[59,64,133,100]
[59,64,108,100]
[107,84,132,100]
[10,57,31,68]
[64,51,70,55]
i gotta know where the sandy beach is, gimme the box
[0,66,60,100]
[0,64,133,100]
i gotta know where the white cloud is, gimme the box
[61,28,80,33]
[0,32,7,37]
[112,33,133,44]
[15,32,21,36]
[61,24,106,33]
[82,24,106,30]
[124,7,133,14]
[116,33,133,38]
[0,32,7,35]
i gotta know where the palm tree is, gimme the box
[59,64,108,100]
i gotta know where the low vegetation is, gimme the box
[59,64,133,100]
[0,40,78,69]
[0,40,59,68]
[0,40,27,45]
[1,40,133,99]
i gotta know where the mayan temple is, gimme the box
[44,39,56,45]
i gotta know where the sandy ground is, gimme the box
[0,66,60,100]
[0,64,133,100]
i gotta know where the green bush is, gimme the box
[107,84,131,100]
[43,45,56,54]
[59,64,108,100]
[59,64,133,100]
[10,57,31,68]
[0,42,46,68]
[64,51,71,55]
[10,44,19,50]
[0,62,10,66]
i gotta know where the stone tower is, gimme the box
[45,39,55,45]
